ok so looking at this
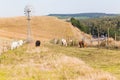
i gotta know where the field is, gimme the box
[0,16,119,80]
[0,16,91,42]
[0,42,119,80]
[48,43,120,79]
[0,16,75,41]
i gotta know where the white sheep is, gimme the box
[18,40,24,46]
[61,39,67,46]
[11,41,19,50]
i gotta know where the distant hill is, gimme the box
[48,13,119,19]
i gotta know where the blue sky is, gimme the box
[0,0,120,17]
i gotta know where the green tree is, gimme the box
[70,17,89,33]
[70,17,81,28]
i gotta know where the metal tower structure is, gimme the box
[24,5,32,43]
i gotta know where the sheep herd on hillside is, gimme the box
[52,37,120,49]
[0,40,25,54]
[11,40,24,50]
[0,39,42,55]
[52,38,86,48]
[0,36,119,55]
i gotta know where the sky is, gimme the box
[0,0,120,17]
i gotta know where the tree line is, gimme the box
[70,17,120,40]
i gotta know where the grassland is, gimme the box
[0,16,119,80]
[0,42,119,80]
[0,16,75,41]
[49,44,120,79]
[0,16,91,42]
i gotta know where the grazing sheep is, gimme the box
[61,39,67,46]
[35,40,41,47]
[18,40,24,46]
[68,39,73,46]
[79,41,84,48]
[54,38,58,44]
[11,41,19,50]
[11,40,24,50]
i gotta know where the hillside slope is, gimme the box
[0,16,118,80]
[0,16,91,41]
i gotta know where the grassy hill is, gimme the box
[0,16,119,80]
[0,16,76,41]
[0,16,92,46]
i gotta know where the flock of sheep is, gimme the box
[0,40,41,55]
[10,40,24,50]
[0,39,41,55]
[0,40,25,54]
[55,37,120,49]
[53,38,85,48]
[10,40,41,50]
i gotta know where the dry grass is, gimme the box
[0,43,117,80]
[0,16,75,41]
[0,16,92,42]
[0,16,119,80]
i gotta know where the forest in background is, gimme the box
[49,13,120,40]
[48,13,118,19]
[70,16,120,40]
